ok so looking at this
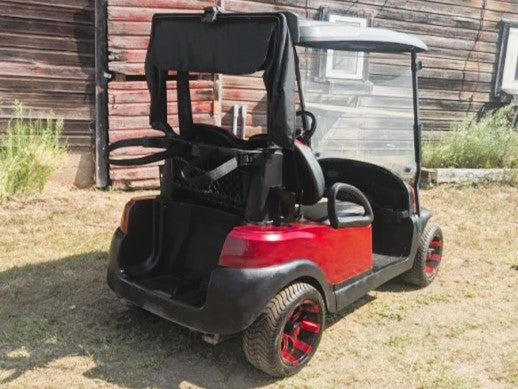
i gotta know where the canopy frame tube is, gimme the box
[411,49,422,215]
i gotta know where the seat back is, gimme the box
[283,140,325,205]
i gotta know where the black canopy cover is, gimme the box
[145,12,297,149]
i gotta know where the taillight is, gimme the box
[409,185,417,213]
[120,200,136,234]
[119,196,156,234]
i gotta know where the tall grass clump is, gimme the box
[423,106,518,169]
[0,101,67,199]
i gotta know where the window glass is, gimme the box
[300,49,416,178]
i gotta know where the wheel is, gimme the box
[401,224,444,287]
[242,282,325,377]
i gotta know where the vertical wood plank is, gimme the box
[95,0,109,187]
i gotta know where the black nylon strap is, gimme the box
[108,136,179,166]
[180,154,239,186]
[148,68,169,131]
[108,136,176,152]
[151,121,174,134]
[109,150,172,166]
[177,71,194,138]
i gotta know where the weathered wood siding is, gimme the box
[0,0,95,149]
[221,0,518,138]
[106,0,518,187]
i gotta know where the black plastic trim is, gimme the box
[334,214,421,309]
[327,183,373,228]
[418,207,433,233]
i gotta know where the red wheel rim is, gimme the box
[425,235,443,278]
[280,299,322,366]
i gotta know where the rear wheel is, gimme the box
[242,282,325,377]
[401,224,443,287]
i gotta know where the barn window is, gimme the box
[495,21,518,98]
[325,14,368,80]
[501,27,518,92]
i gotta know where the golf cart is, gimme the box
[107,9,444,377]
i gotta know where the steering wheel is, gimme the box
[296,110,317,145]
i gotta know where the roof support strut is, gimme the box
[411,49,422,215]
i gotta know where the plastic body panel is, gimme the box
[219,222,372,284]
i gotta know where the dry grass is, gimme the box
[0,184,517,388]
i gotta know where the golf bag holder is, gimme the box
[109,135,284,222]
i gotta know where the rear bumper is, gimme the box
[108,228,331,335]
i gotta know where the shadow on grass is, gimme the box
[0,252,275,388]
[325,294,376,328]
[376,279,421,293]
[0,252,401,387]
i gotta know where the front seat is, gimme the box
[283,140,373,228]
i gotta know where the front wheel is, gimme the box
[242,282,325,377]
[401,224,444,287]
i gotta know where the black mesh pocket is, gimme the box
[171,156,252,213]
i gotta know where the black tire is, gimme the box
[401,224,444,287]
[242,282,325,377]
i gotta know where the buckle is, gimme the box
[201,6,220,23]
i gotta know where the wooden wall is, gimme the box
[0,0,95,149]
[106,0,518,187]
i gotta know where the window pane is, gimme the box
[326,15,367,79]
[333,53,358,72]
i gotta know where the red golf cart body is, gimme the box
[107,9,443,376]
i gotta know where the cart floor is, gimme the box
[372,253,405,271]
[139,275,206,306]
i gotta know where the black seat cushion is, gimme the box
[303,201,365,223]
[283,140,325,205]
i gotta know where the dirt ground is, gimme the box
[0,184,517,388]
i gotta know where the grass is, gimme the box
[0,101,66,200]
[423,106,518,169]
[0,184,517,388]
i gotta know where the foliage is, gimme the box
[423,106,518,169]
[0,101,67,199]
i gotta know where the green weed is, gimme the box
[423,106,518,169]
[0,101,67,199]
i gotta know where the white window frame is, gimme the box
[501,27,518,93]
[325,14,368,80]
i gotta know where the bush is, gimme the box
[0,101,67,199]
[423,106,518,169]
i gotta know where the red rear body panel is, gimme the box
[219,222,372,284]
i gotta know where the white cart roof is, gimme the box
[296,20,428,53]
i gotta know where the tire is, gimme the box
[400,224,444,287]
[242,282,325,377]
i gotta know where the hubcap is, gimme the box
[425,235,443,278]
[280,299,322,366]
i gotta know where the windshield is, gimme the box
[299,48,416,177]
